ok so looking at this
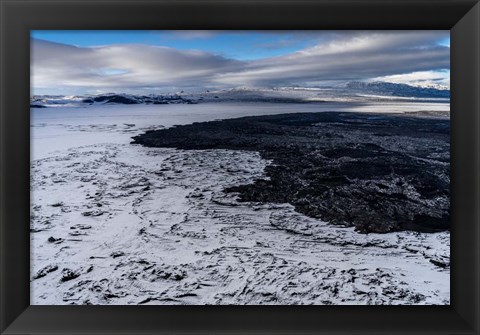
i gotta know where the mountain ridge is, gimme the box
[31,82,450,108]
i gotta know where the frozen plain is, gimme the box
[30,102,450,305]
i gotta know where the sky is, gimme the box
[31,30,450,95]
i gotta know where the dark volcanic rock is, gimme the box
[93,95,139,104]
[132,112,450,234]
[61,268,80,282]
[33,264,59,279]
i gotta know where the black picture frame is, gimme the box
[1,0,479,334]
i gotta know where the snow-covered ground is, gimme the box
[30,102,450,305]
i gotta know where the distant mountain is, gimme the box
[83,93,197,105]
[30,93,197,108]
[346,81,450,99]
[31,82,450,108]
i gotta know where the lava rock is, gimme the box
[110,251,126,258]
[33,264,59,279]
[132,112,450,234]
[61,268,80,282]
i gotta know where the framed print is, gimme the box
[1,0,479,334]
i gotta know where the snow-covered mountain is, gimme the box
[31,82,450,108]
[30,93,197,108]
[346,81,450,99]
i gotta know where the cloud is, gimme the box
[371,70,450,88]
[214,31,449,87]
[163,30,220,40]
[31,31,449,94]
[32,39,243,92]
